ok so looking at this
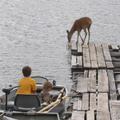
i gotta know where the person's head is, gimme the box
[42,81,53,92]
[22,66,32,77]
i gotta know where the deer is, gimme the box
[67,17,92,45]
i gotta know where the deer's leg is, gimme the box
[83,29,87,44]
[88,26,91,44]
[80,34,84,43]
[77,32,79,43]
[78,31,84,44]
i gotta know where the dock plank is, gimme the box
[107,70,117,100]
[88,78,96,92]
[91,60,98,68]
[97,111,110,120]
[83,45,91,68]
[111,44,119,51]
[89,43,97,61]
[98,93,109,111]
[71,111,85,120]
[98,70,109,92]
[77,42,82,53]
[87,111,95,120]
[88,70,96,92]
[76,77,88,93]
[102,44,112,61]
[71,55,77,67]
[71,41,77,51]
[82,93,89,110]
[73,98,79,110]
[110,100,120,120]
[106,61,114,68]
[76,56,82,67]
[90,93,96,110]
[89,70,96,78]
[73,98,82,110]
[95,44,106,68]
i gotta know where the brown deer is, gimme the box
[67,17,92,45]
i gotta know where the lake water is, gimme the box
[0,0,120,95]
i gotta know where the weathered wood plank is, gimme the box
[71,41,77,51]
[88,70,96,92]
[98,70,109,92]
[97,111,110,120]
[89,43,98,68]
[71,55,76,67]
[87,111,94,120]
[102,44,112,61]
[71,111,85,120]
[73,98,82,110]
[118,88,120,94]
[95,44,106,68]
[91,60,98,68]
[89,70,96,78]
[84,70,89,77]
[113,62,120,68]
[106,61,114,68]
[110,100,120,120]
[73,98,79,110]
[82,93,89,110]
[89,43,97,61]
[77,97,82,110]
[97,93,109,111]
[90,93,96,110]
[115,74,120,82]
[76,77,88,93]
[107,70,117,100]
[95,43,102,48]
[77,42,82,53]
[112,57,120,62]
[88,78,96,92]
[111,44,119,51]
[83,45,91,68]
[76,56,82,67]
[111,52,120,57]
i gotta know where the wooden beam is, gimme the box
[71,55,77,67]
[107,70,117,100]
[95,44,106,68]
[76,77,88,93]
[90,93,96,110]
[97,93,109,111]
[83,45,91,68]
[102,44,112,61]
[77,42,82,53]
[97,111,110,120]
[71,111,85,120]
[87,111,95,120]
[71,41,77,51]
[110,100,120,120]
[98,70,109,92]
[82,93,89,110]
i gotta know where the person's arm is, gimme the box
[31,79,37,94]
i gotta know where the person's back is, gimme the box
[16,66,36,94]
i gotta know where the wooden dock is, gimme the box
[65,41,120,120]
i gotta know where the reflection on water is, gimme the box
[0,0,120,95]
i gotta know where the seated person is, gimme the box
[16,66,37,94]
[39,81,56,104]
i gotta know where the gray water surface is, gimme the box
[0,0,120,95]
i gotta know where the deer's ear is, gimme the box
[66,30,69,34]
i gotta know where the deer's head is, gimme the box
[66,30,71,43]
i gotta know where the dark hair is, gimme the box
[22,66,32,77]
